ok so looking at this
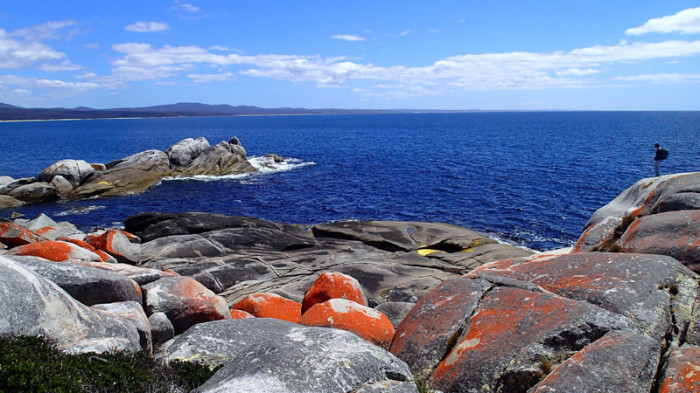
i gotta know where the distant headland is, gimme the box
[0,102,474,121]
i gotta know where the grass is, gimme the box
[0,335,220,393]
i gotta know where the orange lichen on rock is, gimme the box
[302,272,367,313]
[86,229,140,264]
[229,309,255,320]
[232,293,302,323]
[298,298,395,349]
[0,222,43,247]
[56,236,97,252]
[659,346,700,393]
[7,240,102,262]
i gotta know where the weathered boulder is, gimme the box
[659,345,700,393]
[8,240,103,262]
[160,318,417,393]
[576,172,700,251]
[0,177,36,195]
[0,221,44,247]
[468,252,699,341]
[232,293,301,323]
[302,271,367,313]
[0,195,24,209]
[0,256,141,354]
[39,159,95,187]
[531,330,661,393]
[15,213,84,240]
[9,181,57,203]
[10,255,142,306]
[93,301,152,354]
[0,175,13,186]
[299,298,395,349]
[86,229,140,264]
[617,210,700,273]
[148,311,174,347]
[165,137,212,167]
[142,276,230,334]
[49,175,74,195]
[69,149,170,197]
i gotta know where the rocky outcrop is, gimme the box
[0,136,259,206]
[575,172,700,273]
[389,251,699,392]
[160,318,417,393]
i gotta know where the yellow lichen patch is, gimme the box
[461,248,475,253]
[417,249,440,256]
[97,181,113,185]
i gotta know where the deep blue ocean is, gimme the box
[1,112,698,251]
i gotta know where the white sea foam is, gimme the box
[162,155,314,182]
[55,205,106,216]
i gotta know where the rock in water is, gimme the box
[0,256,141,354]
[161,318,417,393]
[39,159,95,188]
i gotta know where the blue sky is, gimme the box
[1,1,699,110]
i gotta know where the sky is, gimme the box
[0,1,699,110]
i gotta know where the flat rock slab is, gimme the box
[160,318,417,393]
[0,256,140,354]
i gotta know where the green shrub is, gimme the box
[0,336,220,392]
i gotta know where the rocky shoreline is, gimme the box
[0,153,698,391]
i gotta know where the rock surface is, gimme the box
[142,276,230,334]
[0,255,141,354]
[161,318,417,393]
[232,293,301,323]
[8,240,104,262]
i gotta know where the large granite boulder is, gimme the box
[0,195,24,209]
[93,301,152,354]
[10,255,143,306]
[0,256,141,354]
[8,181,57,203]
[160,318,417,393]
[575,172,700,250]
[0,221,45,247]
[165,137,253,176]
[390,252,699,392]
[165,137,212,167]
[14,213,84,240]
[8,240,103,262]
[39,159,95,188]
[69,149,170,198]
[142,276,230,334]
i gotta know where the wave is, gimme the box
[55,205,106,216]
[162,155,315,182]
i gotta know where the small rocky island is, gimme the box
[0,140,698,392]
[0,136,255,208]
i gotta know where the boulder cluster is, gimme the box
[0,136,254,208]
[0,172,698,392]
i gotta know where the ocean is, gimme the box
[1,111,698,251]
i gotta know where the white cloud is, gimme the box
[331,34,366,42]
[0,28,72,70]
[626,7,700,35]
[400,30,410,36]
[0,74,100,91]
[125,22,171,33]
[612,73,700,83]
[187,72,232,83]
[179,3,199,13]
[11,20,77,41]
[429,29,441,33]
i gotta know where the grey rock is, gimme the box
[375,302,416,328]
[0,255,141,354]
[70,149,170,198]
[9,181,57,203]
[148,312,174,346]
[14,213,84,240]
[0,176,14,187]
[93,301,152,354]
[166,137,212,168]
[0,195,24,209]
[39,159,95,187]
[160,318,417,393]
[0,177,36,195]
[74,261,174,285]
[11,255,142,306]
[50,175,74,195]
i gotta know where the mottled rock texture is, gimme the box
[161,318,417,393]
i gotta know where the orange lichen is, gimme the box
[302,272,366,313]
[232,293,302,323]
[8,240,73,262]
[229,309,255,319]
[298,298,395,349]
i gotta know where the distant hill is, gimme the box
[0,102,422,121]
